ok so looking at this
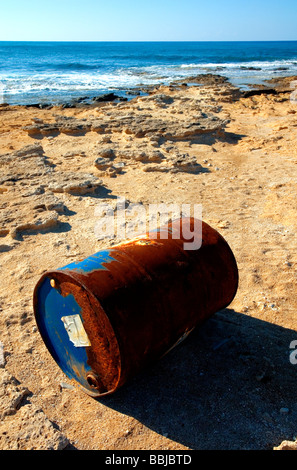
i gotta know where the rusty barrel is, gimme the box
[33,218,238,397]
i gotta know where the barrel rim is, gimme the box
[33,269,122,397]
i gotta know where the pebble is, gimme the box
[60,382,75,391]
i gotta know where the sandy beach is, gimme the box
[0,74,297,450]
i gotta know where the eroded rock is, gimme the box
[0,369,69,450]
[0,369,30,420]
[0,145,103,240]
[48,172,103,195]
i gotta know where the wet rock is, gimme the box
[240,66,262,71]
[126,89,141,96]
[93,93,119,102]
[242,88,277,98]
[24,103,41,109]
[76,96,89,102]
[177,74,230,86]
[61,103,76,109]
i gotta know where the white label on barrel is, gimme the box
[61,315,91,347]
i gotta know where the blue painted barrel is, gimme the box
[33,218,238,397]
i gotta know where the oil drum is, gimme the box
[33,218,238,397]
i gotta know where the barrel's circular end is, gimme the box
[33,271,121,397]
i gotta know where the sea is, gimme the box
[0,41,296,106]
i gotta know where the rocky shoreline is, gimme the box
[2,71,294,111]
[1,74,297,450]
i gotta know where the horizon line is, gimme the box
[0,39,297,43]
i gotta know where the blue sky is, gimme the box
[1,0,297,41]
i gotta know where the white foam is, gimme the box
[1,57,297,103]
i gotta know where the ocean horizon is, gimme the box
[0,40,296,105]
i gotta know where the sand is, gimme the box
[0,75,297,450]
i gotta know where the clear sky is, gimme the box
[1,0,297,41]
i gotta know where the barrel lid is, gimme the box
[33,271,121,397]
